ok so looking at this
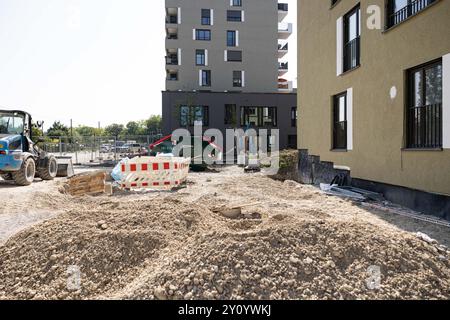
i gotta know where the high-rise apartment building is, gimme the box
[163,0,297,150]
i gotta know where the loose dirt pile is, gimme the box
[0,193,449,300]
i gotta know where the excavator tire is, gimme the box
[13,157,36,186]
[37,155,58,181]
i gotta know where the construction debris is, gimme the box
[212,202,262,219]
[61,171,107,197]
[320,184,366,201]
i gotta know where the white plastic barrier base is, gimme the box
[120,156,190,189]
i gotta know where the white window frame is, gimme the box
[336,17,343,76]
[346,87,353,150]
[443,53,450,148]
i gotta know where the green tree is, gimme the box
[144,115,162,134]
[104,123,125,138]
[124,121,141,136]
[46,121,70,137]
[75,125,103,137]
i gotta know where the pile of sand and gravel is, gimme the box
[0,194,449,300]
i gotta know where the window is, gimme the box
[195,29,211,41]
[291,107,297,127]
[227,10,242,22]
[386,0,437,29]
[201,70,211,87]
[343,5,360,72]
[333,93,347,150]
[227,31,237,47]
[241,107,277,127]
[227,50,242,62]
[166,70,178,81]
[233,71,243,87]
[225,104,237,125]
[201,9,211,25]
[180,106,209,127]
[196,50,206,66]
[406,59,442,149]
[232,0,242,7]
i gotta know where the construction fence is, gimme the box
[40,135,163,166]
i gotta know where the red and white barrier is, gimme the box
[120,156,190,190]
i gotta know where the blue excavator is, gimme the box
[0,110,58,186]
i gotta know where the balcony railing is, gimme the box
[166,56,178,65]
[166,15,178,24]
[279,62,288,70]
[167,74,178,81]
[407,103,442,149]
[278,3,288,11]
[343,36,360,72]
[387,0,436,28]
[278,43,288,51]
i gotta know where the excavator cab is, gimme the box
[0,110,58,186]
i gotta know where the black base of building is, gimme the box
[298,149,450,221]
[351,178,450,221]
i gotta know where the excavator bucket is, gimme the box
[55,156,74,178]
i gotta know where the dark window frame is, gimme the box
[332,92,348,150]
[195,29,211,41]
[227,10,242,22]
[232,0,242,7]
[343,4,361,72]
[227,30,237,47]
[233,71,243,87]
[386,0,438,29]
[201,70,211,87]
[227,50,243,62]
[196,49,206,66]
[405,58,443,149]
[291,107,297,127]
[225,104,237,126]
[201,9,211,26]
[240,107,278,127]
[180,105,210,127]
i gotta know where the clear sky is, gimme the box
[0,0,297,128]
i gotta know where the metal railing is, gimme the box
[278,43,288,51]
[279,62,289,70]
[39,134,163,165]
[166,15,178,24]
[407,103,442,149]
[165,55,178,65]
[333,121,347,150]
[343,36,360,72]
[278,3,288,11]
[387,0,436,28]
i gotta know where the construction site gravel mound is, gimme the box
[1,193,449,300]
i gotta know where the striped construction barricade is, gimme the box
[120,156,191,190]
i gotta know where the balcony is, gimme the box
[278,79,293,92]
[278,3,288,22]
[278,23,292,39]
[278,62,288,76]
[386,0,437,29]
[166,69,178,81]
[278,42,288,58]
[166,26,178,40]
[166,7,179,24]
[166,48,179,66]
[166,55,178,66]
